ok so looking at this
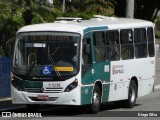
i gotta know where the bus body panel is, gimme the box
[11,86,81,105]
[81,62,111,105]
[11,74,82,105]
[108,57,155,101]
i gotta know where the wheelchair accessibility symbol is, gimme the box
[42,66,52,75]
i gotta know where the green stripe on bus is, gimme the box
[81,62,111,104]
[24,80,43,88]
[81,85,94,105]
[15,79,43,89]
[83,26,108,33]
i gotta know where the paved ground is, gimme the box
[0,90,160,118]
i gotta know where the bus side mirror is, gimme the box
[6,38,15,57]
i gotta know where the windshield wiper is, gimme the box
[48,46,62,81]
[26,61,37,76]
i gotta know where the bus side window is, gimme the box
[134,28,147,58]
[93,31,106,62]
[120,29,134,60]
[82,38,92,66]
[106,30,120,61]
[147,27,155,57]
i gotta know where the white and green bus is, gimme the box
[11,16,155,113]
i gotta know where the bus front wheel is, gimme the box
[89,85,101,114]
[125,80,137,108]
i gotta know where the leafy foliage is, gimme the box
[0,0,115,56]
[83,0,115,16]
[0,0,24,55]
[155,16,160,38]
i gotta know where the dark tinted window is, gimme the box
[134,28,147,58]
[120,29,134,60]
[83,33,92,65]
[106,30,120,61]
[147,27,155,57]
[94,31,106,62]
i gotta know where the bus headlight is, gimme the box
[64,79,78,92]
[11,76,23,91]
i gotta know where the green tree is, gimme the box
[0,0,58,55]
[0,0,116,56]
[20,0,57,25]
[83,0,115,16]
[54,0,115,19]
[0,0,24,48]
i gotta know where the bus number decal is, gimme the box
[104,65,109,72]
[43,82,61,88]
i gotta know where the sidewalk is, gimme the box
[155,57,160,90]
[0,98,25,112]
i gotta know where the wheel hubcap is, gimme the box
[130,87,136,103]
[93,92,99,107]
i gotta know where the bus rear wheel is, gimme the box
[89,85,101,114]
[124,80,137,108]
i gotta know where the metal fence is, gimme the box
[0,57,11,98]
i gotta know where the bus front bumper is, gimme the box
[11,85,81,105]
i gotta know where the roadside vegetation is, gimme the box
[0,0,115,56]
[0,0,160,56]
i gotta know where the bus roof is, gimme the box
[17,17,154,34]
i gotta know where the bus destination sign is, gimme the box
[29,35,70,41]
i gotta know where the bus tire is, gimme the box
[89,85,101,114]
[124,80,137,108]
[26,104,41,112]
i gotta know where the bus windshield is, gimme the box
[12,32,80,78]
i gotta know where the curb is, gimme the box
[0,106,25,112]
[0,99,25,112]
[154,84,160,91]
[0,97,11,102]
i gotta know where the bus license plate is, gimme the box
[43,82,61,88]
[37,95,49,100]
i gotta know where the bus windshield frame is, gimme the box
[12,32,81,80]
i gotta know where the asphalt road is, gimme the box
[0,90,160,119]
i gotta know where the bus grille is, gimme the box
[25,87,63,93]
